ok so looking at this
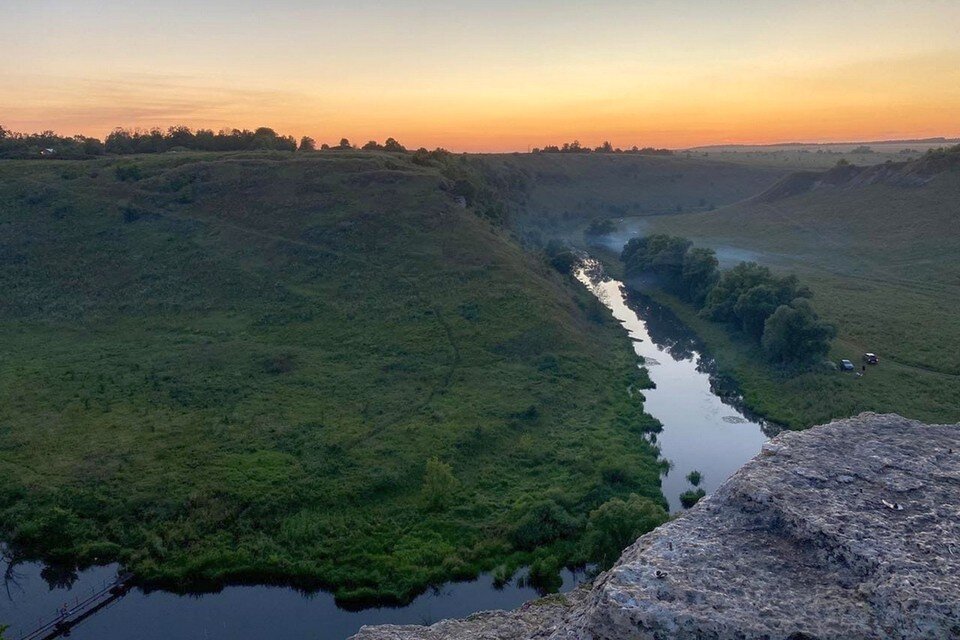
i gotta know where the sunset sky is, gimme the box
[3,0,960,151]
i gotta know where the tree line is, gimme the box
[0,124,434,159]
[532,140,673,155]
[621,235,835,365]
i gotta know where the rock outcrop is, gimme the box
[352,414,960,640]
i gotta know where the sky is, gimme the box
[2,0,959,151]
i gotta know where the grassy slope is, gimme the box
[0,152,661,602]
[644,165,960,427]
[475,153,787,225]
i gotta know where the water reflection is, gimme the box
[0,554,588,640]
[577,261,775,512]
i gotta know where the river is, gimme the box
[576,260,776,511]
[2,260,774,639]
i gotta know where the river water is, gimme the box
[576,260,776,511]
[2,260,775,640]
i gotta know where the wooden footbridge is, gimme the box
[15,572,133,640]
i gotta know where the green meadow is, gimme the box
[640,152,960,427]
[0,152,664,603]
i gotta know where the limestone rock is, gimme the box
[352,414,960,640]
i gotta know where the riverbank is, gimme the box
[589,245,876,430]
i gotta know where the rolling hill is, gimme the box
[644,147,960,426]
[0,151,663,603]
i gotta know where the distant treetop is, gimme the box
[0,124,418,159]
[531,141,672,155]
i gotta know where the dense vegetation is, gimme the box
[0,124,446,159]
[532,140,672,155]
[620,235,834,365]
[644,149,960,427]
[0,150,668,604]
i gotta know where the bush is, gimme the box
[526,555,563,593]
[585,218,617,236]
[686,470,702,486]
[679,488,706,508]
[549,250,579,275]
[420,458,459,511]
[586,494,667,567]
[509,499,581,550]
[115,164,143,181]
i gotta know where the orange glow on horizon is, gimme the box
[3,2,960,152]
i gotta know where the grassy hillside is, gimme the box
[473,153,787,233]
[0,152,663,603]
[643,150,960,426]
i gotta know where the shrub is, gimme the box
[586,494,667,567]
[509,499,581,550]
[585,218,617,237]
[679,488,706,508]
[115,163,143,181]
[686,470,702,486]
[420,458,459,511]
[526,555,562,593]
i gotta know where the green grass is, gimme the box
[0,151,663,603]
[475,153,788,230]
[639,161,960,427]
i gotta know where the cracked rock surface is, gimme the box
[352,414,960,640]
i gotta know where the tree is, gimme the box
[701,262,778,322]
[587,494,667,568]
[734,284,783,340]
[421,458,459,511]
[338,138,352,150]
[383,137,406,152]
[680,248,719,306]
[584,218,617,237]
[761,298,836,364]
[299,136,316,152]
[621,234,692,285]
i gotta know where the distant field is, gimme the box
[0,152,663,603]
[686,139,959,170]
[643,156,960,427]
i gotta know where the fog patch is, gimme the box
[588,217,650,253]
[711,245,765,268]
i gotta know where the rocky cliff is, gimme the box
[352,413,960,640]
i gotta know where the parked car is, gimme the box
[863,353,879,365]
[839,359,855,371]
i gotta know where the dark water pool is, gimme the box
[0,559,587,640]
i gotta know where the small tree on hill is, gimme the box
[383,137,406,152]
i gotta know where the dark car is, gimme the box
[863,353,879,365]
[839,359,855,371]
